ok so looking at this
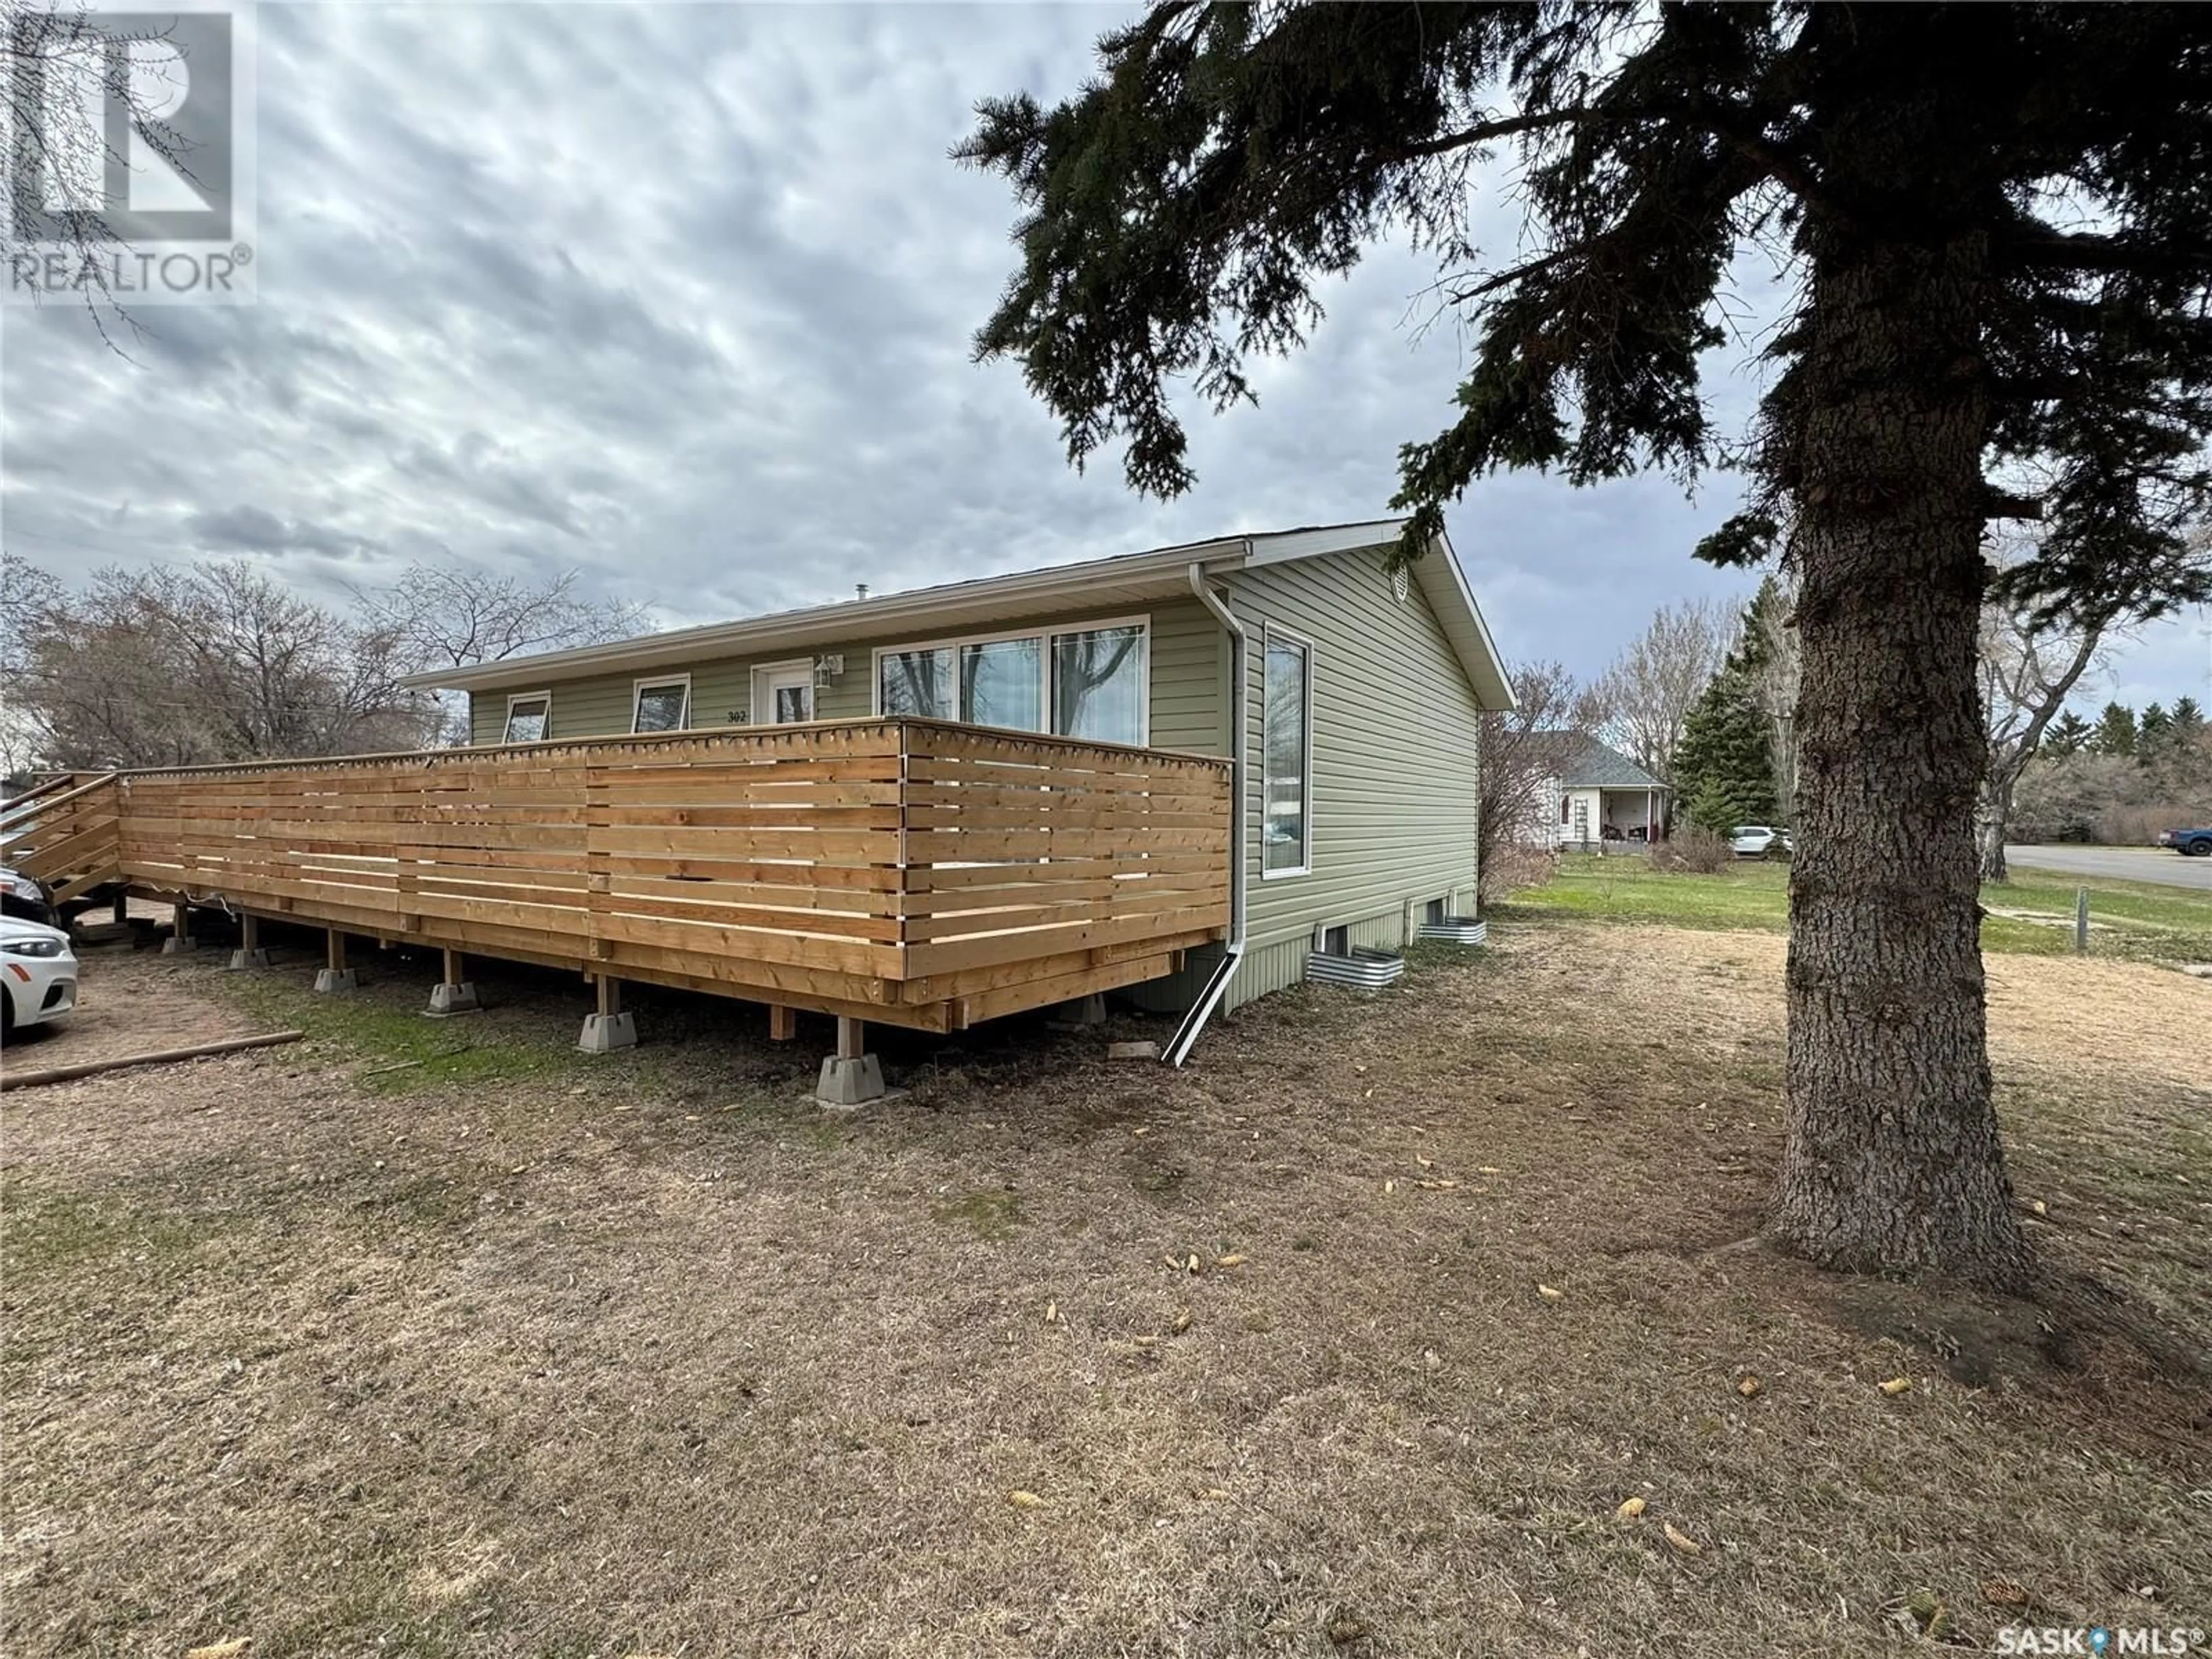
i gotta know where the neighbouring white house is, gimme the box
[1530,733,1671,851]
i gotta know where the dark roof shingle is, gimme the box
[1536,732,1668,790]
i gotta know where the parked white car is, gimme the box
[1,916,77,1037]
[1730,825,1792,858]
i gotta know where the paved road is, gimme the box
[2004,844,2212,891]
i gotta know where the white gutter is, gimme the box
[1165,558,1249,1067]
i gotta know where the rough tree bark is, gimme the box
[1770,222,2032,1285]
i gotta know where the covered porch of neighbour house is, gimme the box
[1559,785,1668,850]
[0,717,1233,1102]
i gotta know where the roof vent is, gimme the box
[855,583,870,601]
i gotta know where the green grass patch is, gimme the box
[0,1180,241,1282]
[1495,854,2212,964]
[1490,855,1793,933]
[215,974,584,1094]
[930,1188,1024,1240]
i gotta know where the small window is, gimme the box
[1262,633,1311,877]
[632,676,691,734]
[1561,794,1571,825]
[503,692,551,744]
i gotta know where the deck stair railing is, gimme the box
[2,772,124,903]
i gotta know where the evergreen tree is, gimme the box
[2042,711,2094,757]
[1675,679,1781,833]
[961,2,2212,1286]
[1675,584,1787,832]
[2092,702,2140,756]
[2138,702,2174,757]
[2173,695,2206,734]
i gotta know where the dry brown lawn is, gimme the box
[2,922,2207,1658]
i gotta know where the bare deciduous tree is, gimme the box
[1975,612,2112,885]
[349,563,654,745]
[1751,571,1802,816]
[4,0,198,343]
[1476,659,1601,904]
[9,561,443,769]
[1,553,63,778]
[1589,599,1737,787]
[353,564,653,673]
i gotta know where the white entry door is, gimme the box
[760,664,815,724]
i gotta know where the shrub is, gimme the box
[1479,840,1559,902]
[2100,802,2212,846]
[1652,826,1734,874]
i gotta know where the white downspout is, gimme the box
[1165,558,1248,1067]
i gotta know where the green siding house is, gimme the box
[407,518,1515,1037]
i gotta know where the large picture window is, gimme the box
[962,636,1042,730]
[875,619,1147,745]
[1053,625,1145,744]
[1262,635,1310,877]
[502,692,551,745]
[878,649,952,718]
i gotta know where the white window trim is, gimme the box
[630,673,692,734]
[1259,626,1313,881]
[750,658,817,725]
[868,613,1152,743]
[501,690,552,745]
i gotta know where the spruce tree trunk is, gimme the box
[1768,232,2032,1286]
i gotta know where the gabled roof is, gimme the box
[1545,732,1668,790]
[400,518,1517,711]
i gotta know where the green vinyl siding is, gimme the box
[469,599,1224,753]
[463,557,1480,1020]
[1219,544,1481,1011]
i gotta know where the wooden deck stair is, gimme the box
[1,772,126,905]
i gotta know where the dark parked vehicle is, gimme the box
[1,865,55,927]
[2158,826,2212,857]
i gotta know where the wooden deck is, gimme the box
[2,719,1233,1032]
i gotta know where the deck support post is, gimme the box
[816,1014,885,1107]
[1048,993,1108,1031]
[160,902,196,955]
[427,946,481,1017]
[228,913,271,971]
[578,973,635,1053]
[767,1003,797,1043]
[313,929,358,994]
[111,889,130,927]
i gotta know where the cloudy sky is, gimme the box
[4,2,2206,710]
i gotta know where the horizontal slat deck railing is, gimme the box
[896,724,1231,980]
[26,721,1232,1030]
